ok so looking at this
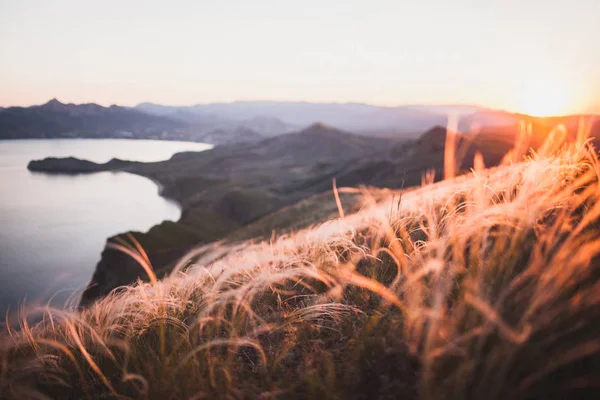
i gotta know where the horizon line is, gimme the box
[2,98,599,118]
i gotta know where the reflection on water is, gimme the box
[0,139,212,316]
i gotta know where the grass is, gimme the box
[2,122,600,399]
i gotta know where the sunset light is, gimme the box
[1,1,598,112]
[2,1,600,398]
[517,81,571,117]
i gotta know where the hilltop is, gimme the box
[4,129,600,399]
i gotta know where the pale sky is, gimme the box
[1,0,599,115]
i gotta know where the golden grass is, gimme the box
[2,122,600,399]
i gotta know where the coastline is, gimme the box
[0,139,204,316]
[18,139,219,308]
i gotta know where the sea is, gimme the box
[0,139,212,317]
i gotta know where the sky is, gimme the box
[1,0,599,115]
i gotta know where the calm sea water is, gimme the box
[0,139,212,316]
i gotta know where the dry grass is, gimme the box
[2,122,600,399]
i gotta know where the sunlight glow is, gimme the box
[517,81,570,117]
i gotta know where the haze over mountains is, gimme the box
[0,98,535,145]
[135,101,525,137]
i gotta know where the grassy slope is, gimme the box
[3,130,600,399]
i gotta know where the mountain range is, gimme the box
[0,99,187,141]
[135,101,522,137]
[1,98,541,145]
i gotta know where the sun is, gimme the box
[517,82,570,117]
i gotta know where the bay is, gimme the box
[0,139,212,316]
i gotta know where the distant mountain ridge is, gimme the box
[0,99,190,141]
[0,99,303,144]
[137,101,597,138]
[3,98,598,145]
[135,101,480,135]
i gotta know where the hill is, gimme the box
[3,130,600,399]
